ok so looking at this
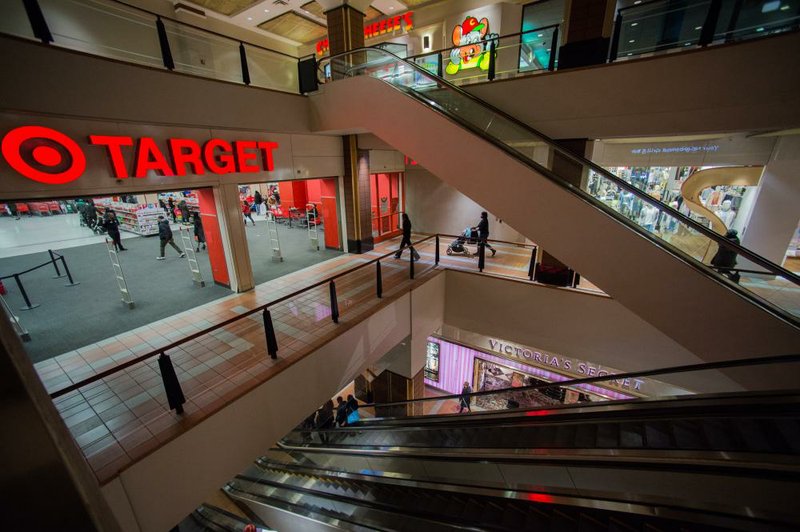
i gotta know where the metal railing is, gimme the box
[2,0,300,94]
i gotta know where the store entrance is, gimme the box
[0,189,231,363]
[370,172,404,242]
[239,178,343,285]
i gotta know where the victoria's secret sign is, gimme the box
[0,125,279,185]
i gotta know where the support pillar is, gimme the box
[559,0,616,69]
[214,183,255,292]
[341,135,374,253]
[740,136,800,267]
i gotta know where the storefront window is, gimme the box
[370,172,403,239]
[425,341,440,382]
[519,0,565,72]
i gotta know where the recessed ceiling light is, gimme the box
[756,27,765,32]
[634,0,642,4]
[694,26,702,30]
[264,9,269,12]
[629,39,635,43]
[780,5,790,10]
[390,6,394,9]
[247,17,252,20]
[631,22,638,26]
[304,10,309,13]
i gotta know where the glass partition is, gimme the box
[327,47,800,319]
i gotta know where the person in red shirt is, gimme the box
[242,200,255,226]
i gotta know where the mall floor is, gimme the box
[34,237,560,483]
[0,213,340,361]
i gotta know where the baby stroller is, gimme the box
[447,227,479,256]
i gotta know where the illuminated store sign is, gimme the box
[487,339,644,391]
[1,126,278,185]
[631,145,720,155]
[446,16,498,75]
[316,11,414,56]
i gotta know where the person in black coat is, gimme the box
[459,381,473,413]
[394,213,419,260]
[167,197,176,223]
[156,215,185,260]
[316,399,335,443]
[193,214,206,251]
[335,396,348,427]
[103,208,127,251]
[711,229,741,283]
[476,211,496,257]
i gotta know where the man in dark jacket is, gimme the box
[156,215,185,260]
[711,229,740,283]
[394,213,419,260]
[476,211,496,257]
[103,208,127,251]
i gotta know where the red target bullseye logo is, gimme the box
[1,126,86,185]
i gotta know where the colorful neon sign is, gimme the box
[316,11,414,56]
[0,126,279,185]
[445,16,498,75]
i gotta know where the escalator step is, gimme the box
[554,424,577,447]
[550,509,578,531]
[773,418,800,453]
[575,424,598,448]
[644,421,674,449]
[735,419,775,452]
[521,507,551,530]
[702,420,738,450]
[618,423,644,448]
[576,511,607,532]
[595,424,619,448]
[531,426,558,448]
[671,420,708,449]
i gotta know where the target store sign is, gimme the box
[1,126,279,185]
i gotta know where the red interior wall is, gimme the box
[291,181,308,209]
[305,179,323,204]
[197,188,230,288]
[278,182,294,208]
[321,178,339,249]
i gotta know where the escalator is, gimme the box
[310,49,800,365]
[251,390,800,530]
[225,461,749,531]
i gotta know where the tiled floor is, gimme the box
[35,236,602,483]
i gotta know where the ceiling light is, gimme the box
[781,5,790,10]
[756,27,765,31]
[247,17,252,20]
[264,9,269,12]
[634,0,642,4]
[537,33,543,37]
[390,6,394,9]
[304,10,309,13]
[694,26,702,30]
[629,39,635,43]
[631,22,638,26]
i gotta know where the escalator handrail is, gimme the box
[344,352,800,411]
[319,47,800,289]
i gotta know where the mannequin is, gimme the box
[715,199,736,228]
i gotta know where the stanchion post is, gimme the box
[262,308,278,359]
[329,280,339,323]
[376,261,383,298]
[158,352,185,414]
[478,242,486,272]
[60,256,79,287]
[528,247,536,281]
[48,249,63,278]
[14,274,39,310]
[435,235,440,265]
[410,247,415,279]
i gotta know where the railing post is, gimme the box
[527,247,536,281]
[410,248,415,279]
[608,13,622,62]
[329,280,339,323]
[436,52,443,78]
[156,16,175,70]
[699,0,722,47]
[22,0,53,44]
[488,41,496,81]
[435,235,440,265]
[48,249,63,278]
[14,274,39,310]
[60,256,79,287]
[548,26,559,70]
[239,42,251,85]
[573,272,581,288]
[376,261,383,298]
[262,308,278,359]
[478,242,486,272]
[158,352,185,415]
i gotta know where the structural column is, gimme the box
[322,0,374,252]
[559,0,616,69]
[213,182,255,292]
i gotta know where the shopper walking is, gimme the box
[156,215,185,260]
[335,396,348,427]
[193,214,206,251]
[316,399,335,443]
[459,381,473,413]
[345,394,360,425]
[476,211,496,257]
[242,200,256,226]
[711,229,741,284]
[178,199,190,224]
[103,208,127,251]
[254,190,263,209]
[167,197,176,223]
[394,213,419,260]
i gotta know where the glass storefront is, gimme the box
[370,172,404,240]
[519,0,565,72]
